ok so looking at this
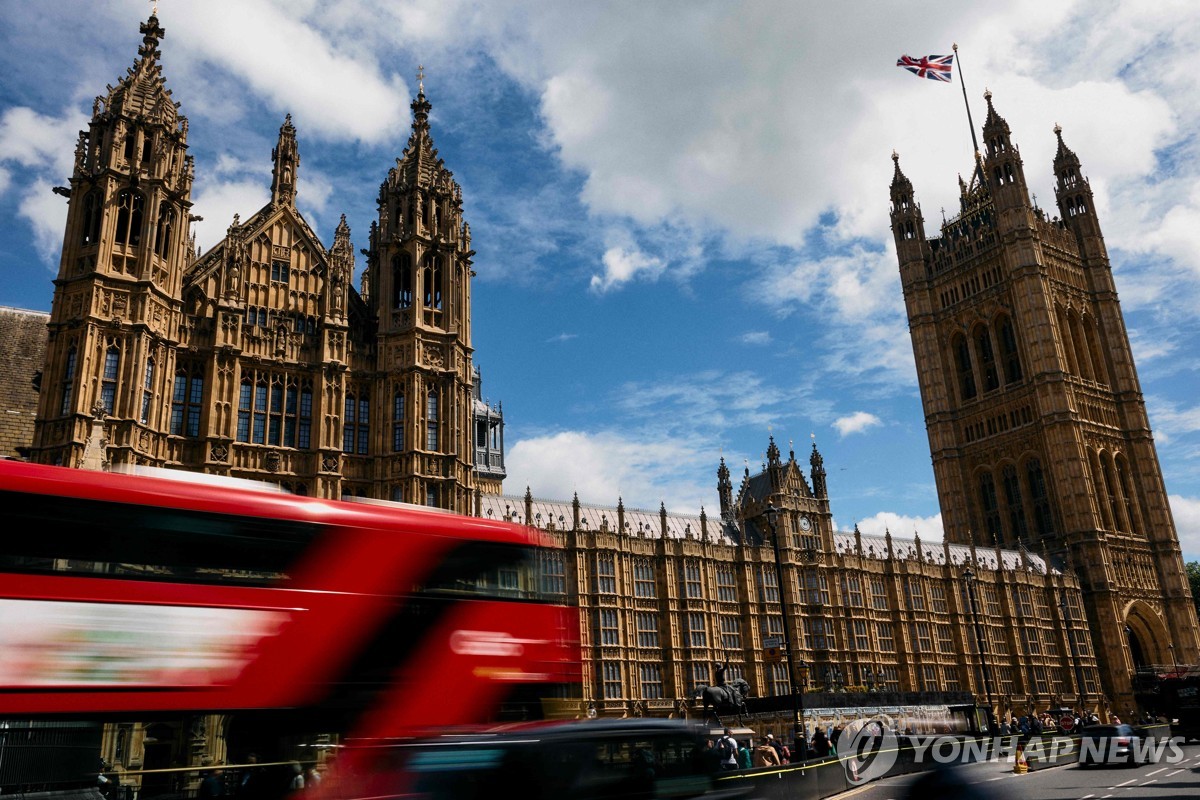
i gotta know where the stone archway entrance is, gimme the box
[1124,601,1171,667]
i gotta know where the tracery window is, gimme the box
[140,358,155,424]
[100,346,120,415]
[392,388,404,451]
[60,345,77,416]
[113,190,144,247]
[154,203,174,259]
[975,324,999,392]
[998,314,1022,384]
[392,253,413,309]
[343,391,370,455]
[425,390,438,450]
[953,333,976,401]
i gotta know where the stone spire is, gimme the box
[271,114,299,207]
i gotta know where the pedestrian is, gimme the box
[288,763,304,792]
[737,740,752,770]
[199,766,225,799]
[831,724,844,751]
[753,739,781,767]
[811,728,831,757]
[999,718,1010,736]
[237,754,260,800]
[717,728,739,771]
[766,733,785,763]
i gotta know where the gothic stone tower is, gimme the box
[363,82,478,512]
[29,13,496,511]
[31,13,194,468]
[891,91,1200,709]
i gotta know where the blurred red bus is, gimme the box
[0,459,581,748]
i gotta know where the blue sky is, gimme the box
[1,1,1198,557]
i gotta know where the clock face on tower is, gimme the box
[799,515,811,531]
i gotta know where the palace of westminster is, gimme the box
[0,11,1197,772]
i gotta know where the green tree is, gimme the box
[1187,561,1200,616]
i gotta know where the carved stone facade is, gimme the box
[485,438,1100,723]
[27,13,504,511]
[891,92,1200,711]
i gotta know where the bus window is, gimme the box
[416,541,549,601]
[0,490,319,585]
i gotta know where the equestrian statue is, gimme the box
[691,661,750,725]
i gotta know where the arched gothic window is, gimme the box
[978,471,1001,543]
[80,192,102,247]
[1001,464,1029,542]
[154,203,174,259]
[953,333,976,402]
[1026,459,1054,537]
[974,324,999,392]
[998,314,1022,384]
[392,253,413,309]
[113,190,144,247]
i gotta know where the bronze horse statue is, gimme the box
[692,678,750,725]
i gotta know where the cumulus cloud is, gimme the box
[0,106,86,183]
[1171,495,1200,561]
[833,411,883,438]
[0,105,89,264]
[851,510,945,542]
[165,0,408,143]
[589,244,666,293]
[189,180,271,253]
[505,430,710,512]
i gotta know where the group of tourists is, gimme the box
[708,724,845,771]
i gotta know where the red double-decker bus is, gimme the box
[0,459,581,774]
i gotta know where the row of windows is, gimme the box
[951,313,1023,403]
[244,307,318,335]
[1088,447,1142,535]
[976,458,1055,544]
[390,253,445,310]
[79,191,175,259]
[60,351,451,458]
[237,378,314,449]
[1056,304,1108,385]
[595,657,1097,701]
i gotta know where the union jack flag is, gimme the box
[896,54,954,82]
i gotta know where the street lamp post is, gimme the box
[765,503,807,760]
[1060,597,1086,709]
[962,567,995,732]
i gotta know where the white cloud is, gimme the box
[0,106,86,184]
[833,411,882,438]
[19,179,69,264]
[1171,495,1200,561]
[506,430,710,512]
[589,244,665,293]
[851,510,945,542]
[189,180,271,253]
[740,331,771,345]
[546,332,577,343]
[166,0,408,143]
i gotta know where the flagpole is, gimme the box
[953,43,984,181]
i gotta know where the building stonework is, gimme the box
[890,92,1200,711]
[487,438,1100,724]
[26,13,504,510]
[0,306,48,458]
[6,9,1189,774]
